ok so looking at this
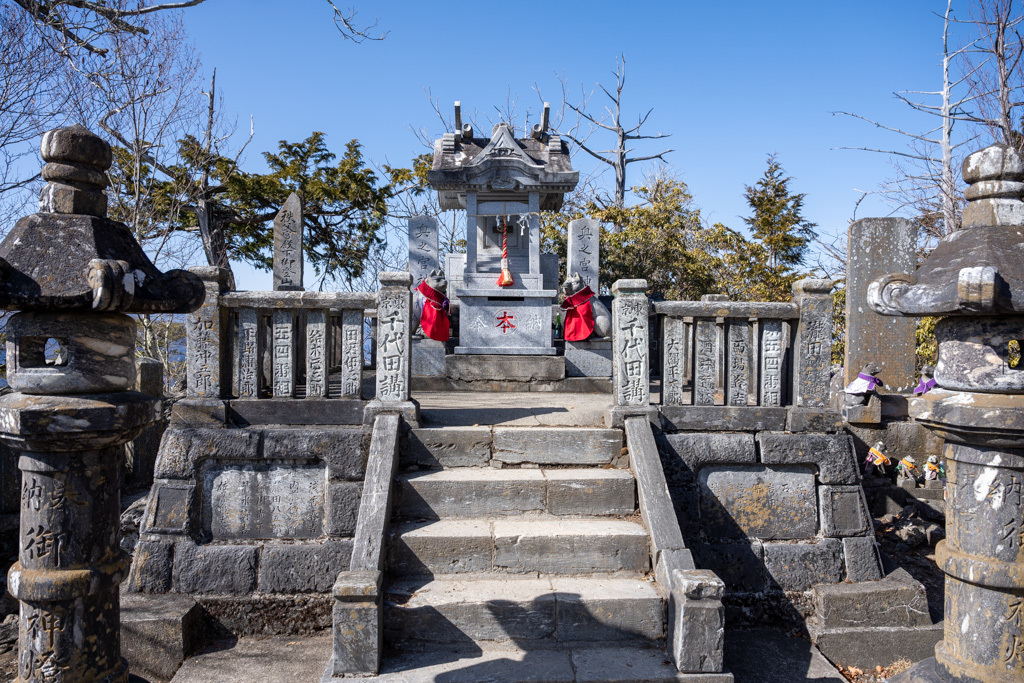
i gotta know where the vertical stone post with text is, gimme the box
[612,279,650,408]
[366,272,418,424]
[792,278,834,409]
[186,267,230,400]
[568,218,600,292]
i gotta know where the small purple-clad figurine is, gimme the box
[844,362,884,406]
[914,364,937,395]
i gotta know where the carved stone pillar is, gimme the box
[875,144,1024,683]
[0,125,203,682]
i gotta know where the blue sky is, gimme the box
[181,1,963,291]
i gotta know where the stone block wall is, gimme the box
[656,429,880,627]
[128,423,371,634]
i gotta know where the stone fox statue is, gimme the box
[560,272,611,340]
[413,268,450,342]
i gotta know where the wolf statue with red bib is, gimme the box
[559,272,611,342]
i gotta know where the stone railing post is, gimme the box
[126,357,166,485]
[608,279,657,427]
[186,266,230,400]
[365,272,418,426]
[0,125,203,683]
[791,278,834,409]
[669,569,726,673]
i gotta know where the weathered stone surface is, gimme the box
[172,542,258,594]
[492,427,621,465]
[843,397,882,424]
[412,338,446,377]
[812,567,930,628]
[171,398,227,426]
[273,193,303,291]
[407,215,439,287]
[263,426,367,480]
[187,267,230,399]
[126,540,174,593]
[819,485,872,537]
[331,570,382,676]
[398,469,546,519]
[792,279,834,409]
[660,406,788,432]
[568,218,600,293]
[155,427,260,480]
[757,432,860,484]
[388,520,492,575]
[764,539,844,591]
[564,339,612,377]
[446,354,565,381]
[121,592,201,682]
[326,481,362,536]
[841,536,883,582]
[552,577,663,642]
[845,218,917,394]
[145,481,194,535]
[258,540,353,593]
[810,623,943,672]
[6,311,137,394]
[228,398,364,426]
[544,469,635,516]
[658,433,756,484]
[612,279,649,406]
[376,272,413,402]
[350,413,400,574]
[203,462,326,540]
[407,426,492,468]
[493,519,649,574]
[787,408,843,433]
[690,540,765,592]
[670,569,726,673]
[698,465,817,540]
[626,416,686,558]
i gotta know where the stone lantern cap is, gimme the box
[427,103,579,211]
[0,124,204,313]
[868,143,1024,318]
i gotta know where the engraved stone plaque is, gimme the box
[205,462,326,540]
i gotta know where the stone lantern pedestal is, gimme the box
[871,145,1024,683]
[0,126,203,682]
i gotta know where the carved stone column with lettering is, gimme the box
[877,144,1024,683]
[0,126,202,683]
[612,279,649,407]
[407,215,439,287]
[273,193,303,291]
[186,267,230,400]
[568,218,600,292]
[365,272,418,425]
[791,278,834,409]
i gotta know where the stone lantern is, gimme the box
[0,126,203,682]
[871,144,1024,683]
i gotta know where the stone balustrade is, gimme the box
[185,267,380,401]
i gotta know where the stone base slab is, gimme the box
[412,338,446,377]
[446,354,565,381]
[411,375,611,393]
[121,592,202,682]
[565,339,612,377]
[810,623,942,672]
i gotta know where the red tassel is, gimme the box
[496,218,514,287]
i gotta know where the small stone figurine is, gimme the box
[412,269,450,342]
[914,364,937,395]
[559,272,611,340]
[864,440,892,477]
[844,362,884,406]
[924,455,945,481]
[896,455,921,485]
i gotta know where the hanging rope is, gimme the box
[496,215,514,287]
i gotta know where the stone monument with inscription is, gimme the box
[427,102,578,356]
[0,125,204,683]
[407,215,446,377]
[564,217,612,377]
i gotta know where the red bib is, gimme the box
[417,280,450,342]
[561,286,596,342]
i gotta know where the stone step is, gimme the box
[396,468,636,519]
[406,426,624,468]
[388,518,651,576]
[363,644,734,682]
[384,576,664,644]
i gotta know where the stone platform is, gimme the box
[412,355,613,393]
[162,628,843,682]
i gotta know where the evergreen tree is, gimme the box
[742,154,817,270]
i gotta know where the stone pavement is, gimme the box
[164,628,843,682]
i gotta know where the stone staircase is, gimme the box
[374,419,702,681]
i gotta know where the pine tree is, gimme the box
[742,154,817,270]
